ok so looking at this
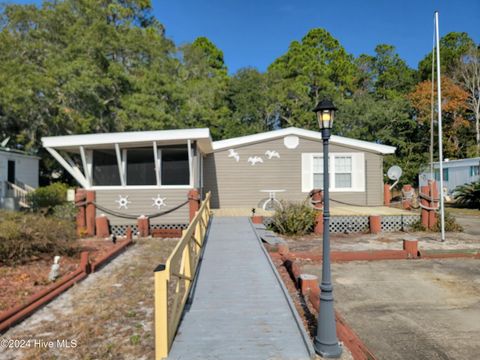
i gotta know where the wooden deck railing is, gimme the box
[154,191,211,359]
[5,181,32,208]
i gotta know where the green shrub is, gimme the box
[52,202,78,221]
[27,183,69,211]
[431,211,463,232]
[0,211,78,266]
[453,181,480,209]
[269,201,317,235]
[410,210,463,232]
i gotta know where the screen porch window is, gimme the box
[312,156,323,189]
[161,147,189,185]
[92,150,121,186]
[334,156,352,188]
[126,148,156,185]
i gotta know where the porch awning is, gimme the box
[41,128,213,154]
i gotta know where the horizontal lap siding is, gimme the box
[204,137,384,208]
[95,189,190,225]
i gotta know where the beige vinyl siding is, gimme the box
[204,136,384,208]
[95,188,190,225]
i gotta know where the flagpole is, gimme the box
[435,11,446,241]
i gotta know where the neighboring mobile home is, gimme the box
[419,157,480,195]
[0,147,39,210]
[42,127,395,233]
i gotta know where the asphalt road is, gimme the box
[303,259,480,360]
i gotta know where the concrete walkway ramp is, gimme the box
[168,217,314,360]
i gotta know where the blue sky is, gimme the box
[10,0,480,74]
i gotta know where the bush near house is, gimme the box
[411,210,463,232]
[453,181,480,209]
[269,201,317,235]
[27,182,70,212]
[0,211,78,266]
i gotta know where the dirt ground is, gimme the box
[302,259,480,360]
[0,238,177,360]
[283,230,480,254]
[0,238,131,313]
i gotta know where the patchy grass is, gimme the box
[2,238,178,360]
[445,205,480,217]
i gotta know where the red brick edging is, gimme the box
[0,239,134,333]
[90,238,133,272]
[272,249,377,360]
[269,242,479,359]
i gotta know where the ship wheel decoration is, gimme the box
[115,195,131,209]
[152,195,167,209]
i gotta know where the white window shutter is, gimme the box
[352,153,365,191]
[301,153,313,193]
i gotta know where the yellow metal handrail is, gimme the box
[154,191,211,359]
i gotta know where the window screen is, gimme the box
[126,148,156,185]
[161,147,189,185]
[334,156,352,188]
[92,150,121,186]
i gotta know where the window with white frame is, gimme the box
[470,165,480,177]
[312,156,323,189]
[334,156,352,188]
[301,152,365,192]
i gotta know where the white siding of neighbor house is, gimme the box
[204,136,384,209]
[419,158,480,194]
[0,152,39,194]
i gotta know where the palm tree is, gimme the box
[453,181,480,209]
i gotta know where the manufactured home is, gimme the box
[419,157,480,195]
[0,147,39,210]
[42,127,396,234]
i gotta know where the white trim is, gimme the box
[45,148,89,188]
[153,141,160,186]
[63,152,89,187]
[121,149,127,183]
[79,146,91,187]
[41,128,212,153]
[85,149,93,185]
[187,139,193,187]
[199,153,204,192]
[91,185,193,190]
[115,143,126,186]
[213,127,396,154]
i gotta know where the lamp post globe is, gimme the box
[313,99,337,130]
[312,99,342,358]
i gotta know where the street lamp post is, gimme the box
[312,99,342,358]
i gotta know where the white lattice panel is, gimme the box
[329,216,369,233]
[381,215,420,232]
[110,223,187,236]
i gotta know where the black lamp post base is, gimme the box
[313,340,343,358]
